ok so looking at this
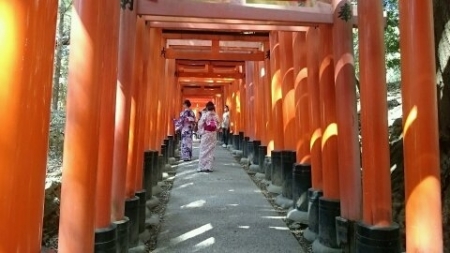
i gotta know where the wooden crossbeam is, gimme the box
[177,71,244,79]
[163,31,269,42]
[182,88,222,96]
[150,21,311,32]
[137,0,333,25]
[165,48,265,61]
[176,60,244,66]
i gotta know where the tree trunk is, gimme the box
[52,1,66,111]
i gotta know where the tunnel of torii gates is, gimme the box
[0,0,443,252]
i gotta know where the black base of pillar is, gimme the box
[336,217,356,253]
[162,142,168,163]
[144,151,154,200]
[113,217,129,253]
[318,198,341,249]
[304,189,323,242]
[258,146,267,173]
[233,134,240,150]
[355,222,400,253]
[135,190,146,233]
[271,151,282,186]
[264,155,272,181]
[168,135,175,158]
[124,196,140,247]
[281,150,296,199]
[248,141,254,161]
[252,140,261,165]
[151,151,159,187]
[95,224,117,253]
[158,154,164,181]
[243,137,250,157]
[239,132,244,151]
[292,164,312,211]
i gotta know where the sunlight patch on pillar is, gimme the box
[322,123,337,150]
[403,106,417,137]
[335,53,354,80]
[310,128,322,150]
[0,3,17,101]
[271,70,282,101]
[260,67,266,78]
[406,175,442,249]
[238,225,250,229]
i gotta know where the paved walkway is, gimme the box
[154,142,303,253]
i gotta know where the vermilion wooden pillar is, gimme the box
[332,0,362,222]
[306,28,323,190]
[59,0,103,251]
[162,59,170,138]
[264,42,274,154]
[279,31,297,151]
[0,2,57,251]
[319,25,340,200]
[229,82,237,134]
[166,59,176,136]
[238,79,246,134]
[135,23,150,193]
[111,3,137,221]
[269,31,285,150]
[95,0,120,230]
[253,61,261,140]
[142,24,152,151]
[358,0,392,227]
[155,38,166,148]
[246,61,255,139]
[148,28,162,150]
[126,17,145,198]
[292,32,310,163]
[399,0,443,251]
[257,61,267,145]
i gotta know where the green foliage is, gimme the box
[353,0,401,83]
[338,2,353,22]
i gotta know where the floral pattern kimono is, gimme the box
[175,109,196,161]
[197,111,220,172]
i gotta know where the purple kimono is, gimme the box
[175,109,196,161]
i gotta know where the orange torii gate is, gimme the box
[0,1,442,253]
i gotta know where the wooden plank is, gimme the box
[148,16,310,26]
[177,71,244,79]
[137,0,333,24]
[182,88,223,96]
[162,31,269,42]
[179,76,235,83]
[165,48,265,61]
[150,21,311,32]
[176,60,210,66]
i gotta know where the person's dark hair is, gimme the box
[225,105,229,110]
[183,100,191,107]
[206,101,215,111]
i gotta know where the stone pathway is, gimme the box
[154,143,303,253]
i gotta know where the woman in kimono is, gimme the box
[174,100,196,161]
[197,101,220,172]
